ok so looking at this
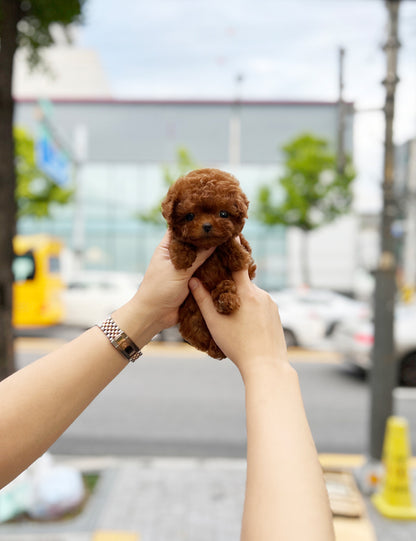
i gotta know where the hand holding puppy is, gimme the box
[113,231,214,347]
[189,269,288,378]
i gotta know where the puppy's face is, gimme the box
[162,169,249,249]
[173,195,246,249]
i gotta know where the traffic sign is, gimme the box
[36,130,70,187]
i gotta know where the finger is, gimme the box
[159,229,171,248]
[232,267,252,288]
[155,230,170,256]
[188,246,215,274]
[153,230,172,264]
[189,278,216,319]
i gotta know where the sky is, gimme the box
[77,0,416,211]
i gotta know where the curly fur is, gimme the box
[161,168,256,359]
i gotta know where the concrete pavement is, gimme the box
[1,454,416,541]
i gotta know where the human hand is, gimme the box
[189,269,288,379]
[114,231,214,344]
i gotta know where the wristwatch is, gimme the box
[98,316,142,362]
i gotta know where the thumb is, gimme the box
[188,247,215,275]
[189,278,215,318]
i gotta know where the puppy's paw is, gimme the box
[212,280,240,314]
[219,238,252,272]
[215,292,240,314]
[228,243,252,272]
[169,240,197,270]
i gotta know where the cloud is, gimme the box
[79,0,413,102]
[77,0,416,203]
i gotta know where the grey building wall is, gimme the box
[15,99,354,165]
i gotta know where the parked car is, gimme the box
[272,301,327,348]
[270,288,370,349]
[62,272,141,328]
[331,303,416,387]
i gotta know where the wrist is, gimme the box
[111,299,162,350]
[240,359,297,387]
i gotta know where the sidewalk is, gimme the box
[2,454,416,541]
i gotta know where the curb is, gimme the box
[15,337,342,364]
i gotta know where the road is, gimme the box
[15,332,416,458]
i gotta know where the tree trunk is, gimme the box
[0,0,20,379]
[300,229,310,287]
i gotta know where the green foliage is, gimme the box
[14,127,73,218]
[138,147,198,224]
[8,2,85,216]
[257,133,355,231]
[162,147,198,186]
[13,0,85,66]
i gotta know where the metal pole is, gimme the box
[229,73,243,166]
[403,140,416,296]
[71,124,88,273]
[337,47,346,175]
[369,0,401,461]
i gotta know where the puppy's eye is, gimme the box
[185,213,195,221]
[219,210,229,218]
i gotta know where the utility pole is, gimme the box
[369,0,401,461]
[337,46,346,175]
[72,124,88,273]
[402,139,416,300]
[229,73,244,166]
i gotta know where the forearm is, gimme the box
[0,302,160,489]
[241,363,335,541]
[0,230,213,490]
[187,267,332,538]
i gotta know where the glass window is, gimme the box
[12,251,36,282]
[49,256,60,274]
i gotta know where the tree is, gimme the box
[257,133,355,286]
[138,147,198,224]
[0,0,85,379]
[15,127,73,218]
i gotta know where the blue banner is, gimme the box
[36,132,70,187]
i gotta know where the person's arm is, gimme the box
[189,271,335,541]
[0,232,213,489]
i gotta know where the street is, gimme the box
[15,331,416,458]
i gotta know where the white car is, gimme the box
[270,288,370,349]
[62,272,141,328]
[274,302,327,349]
[331,303,416,387]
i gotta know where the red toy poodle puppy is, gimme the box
[161,168,256,359]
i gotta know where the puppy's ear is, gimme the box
[233,191,249,220]
[161,189,176,225]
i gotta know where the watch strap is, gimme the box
[98,316,142,362]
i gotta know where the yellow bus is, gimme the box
[12,235,65,327]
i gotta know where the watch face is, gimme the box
[114,333,142,361]
[123,344,135,356]
[99,317,142,362]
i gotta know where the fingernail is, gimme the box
[189,278,199,291]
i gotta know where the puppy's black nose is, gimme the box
[203,223,212,233]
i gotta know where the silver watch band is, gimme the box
[98,316,142,362]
